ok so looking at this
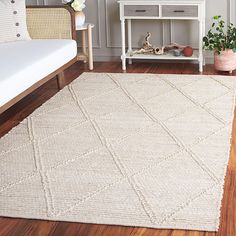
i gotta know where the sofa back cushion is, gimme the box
[0,0,31,43]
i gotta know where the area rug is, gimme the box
[0,73,236,231]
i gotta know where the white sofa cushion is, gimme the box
[0,0,31,43]
[0,39,77,107]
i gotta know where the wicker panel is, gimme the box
[26,8,73,39]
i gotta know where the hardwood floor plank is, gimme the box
[0,62,235,236]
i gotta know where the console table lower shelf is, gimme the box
[126,50,199,61]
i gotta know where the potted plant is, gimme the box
[203,15,236,73]
[63,0,86,28]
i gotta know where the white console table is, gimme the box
[118,0,206,72]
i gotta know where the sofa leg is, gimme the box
[57,71,66,89]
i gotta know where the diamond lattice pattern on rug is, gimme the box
[0,73,235,231]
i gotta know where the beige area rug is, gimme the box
[0,73,236,231]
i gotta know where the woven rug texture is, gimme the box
[0,73,236,231]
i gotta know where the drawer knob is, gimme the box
[135,9,147,13]
[173,10,185,13]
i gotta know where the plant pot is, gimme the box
[214,49,236,73]
[75,11,85,28]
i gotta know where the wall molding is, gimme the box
[105,0,121,48]
[78,0,102,49]
[228,0,236,24]
[91,0,102,49]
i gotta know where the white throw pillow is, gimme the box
[0,0,31,43]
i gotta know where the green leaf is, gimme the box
[203,15,236,52]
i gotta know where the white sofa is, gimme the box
[0,6,77,114]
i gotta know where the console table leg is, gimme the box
[121,19,126,70]
[202,21,206,66]
[127,19,132,65]
[199,61,203,73]
[122,55,126,70]
[199,20,204,73]
[203,56,206,66]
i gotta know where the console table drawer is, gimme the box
[124,5,159,17]
[162,5,198,17]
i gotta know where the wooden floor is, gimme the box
[0,62,235,236]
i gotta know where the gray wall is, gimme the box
[26,0,236,63]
